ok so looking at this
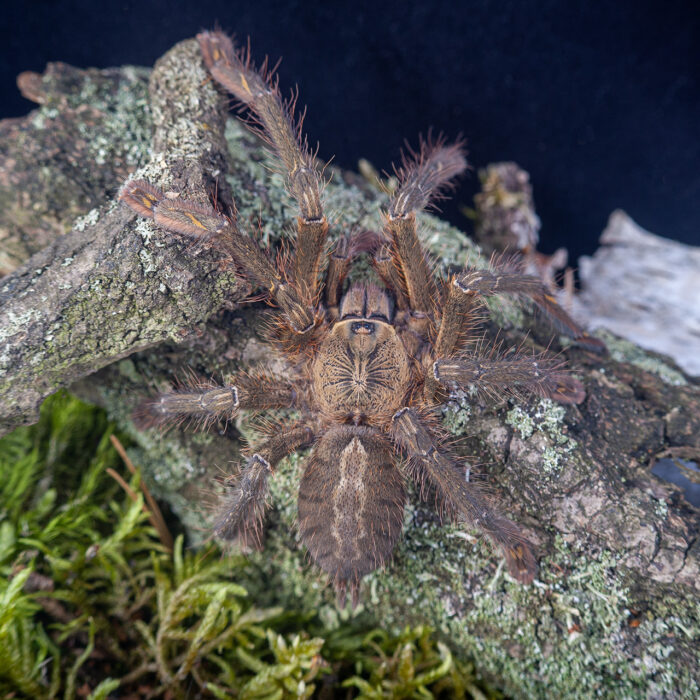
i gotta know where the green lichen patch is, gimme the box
[596,329,687,386]
[441,390,475,435]
[363,519,699,699]
[505,398,576,475]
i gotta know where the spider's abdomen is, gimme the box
[298,426,406,586]
[312,319,412,423]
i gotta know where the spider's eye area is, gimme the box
[350,321,375,335]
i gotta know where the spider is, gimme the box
[120,30,604,608]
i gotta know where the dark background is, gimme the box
[2,0,698,261]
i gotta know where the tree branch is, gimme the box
[0,40,248,436]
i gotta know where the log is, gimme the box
[1,39,698,698]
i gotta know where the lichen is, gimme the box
[505,398,575,475]
[441,391,474,435]
[38,62,151,180]
[596,329,687,386]
[360,526,699,699]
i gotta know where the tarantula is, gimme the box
[120,30,604,607]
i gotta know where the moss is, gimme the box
[0,392,489,698]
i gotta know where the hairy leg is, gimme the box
[197,30,328,305]
[455,263,606,353]
[391,407,536,583]
[215,425,314,547]
[120,181,319,335]
[372,241,410,311]
[324,236,350,312]
[324,229,388,313]
[385,138,467,316]
[423,263,603,401]
[139,370,299,430]
[433,355,585,404]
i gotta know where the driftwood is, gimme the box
[1,39,699,698]
[574,211,700,378]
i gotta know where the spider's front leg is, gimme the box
[197,30,328,308]
[384,138,468,316]
[120,181,317,335]
[391,407,536,583]
[373,241,410,311]
[215,425,314,548]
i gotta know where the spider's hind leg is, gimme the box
[391,407,537,584]
[215,425,314,548]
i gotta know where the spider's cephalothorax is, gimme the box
[121,30,605,607]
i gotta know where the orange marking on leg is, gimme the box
[185,212,208,230]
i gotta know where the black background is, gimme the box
[2,0,698,261]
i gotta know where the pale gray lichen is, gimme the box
[73,208,101,232]
[63,64,152,171]
[653,497,669,519]
[441,390,474,435]
[505,399,576,475]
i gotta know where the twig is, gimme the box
[109,435,174,551]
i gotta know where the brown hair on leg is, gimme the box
[137,370,301,431]
[215,425,314,547]
[433,354,586,405]
[391,407,536,583]
[197,30,329,306]
[455,258,606,353]
[384,138,468,317]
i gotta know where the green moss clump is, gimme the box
[0,392,492,698]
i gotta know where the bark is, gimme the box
[1,40,698,699]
